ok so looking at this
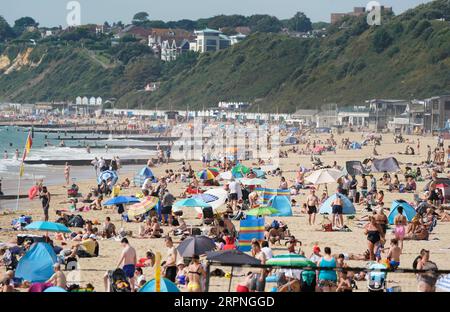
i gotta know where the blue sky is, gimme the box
[2,0,431,27]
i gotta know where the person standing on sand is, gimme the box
[306,189,319,225]
[164,236,178,283]
[64,162,70,186]
[331,190,344,229]
[116,238,137,291]
[39,186,51,221]
[394,206,407,251]
[91,157,98,176]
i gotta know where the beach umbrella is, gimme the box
[219,171,233,180]
[197,168,220,180]
[97,170,118,186]
[266,254,316,268]
[43,286,67,293]
[173,198,211,211]
[239,178,267,186]
[436,274,450,292]
[305,168,344,185]
[103,196,140,206]
[206,249,261,265]
[127,196,160,218]
[177,235,216,257]
[192,188,228,213]
[25,221,71,233]
[246,206,278,217]
[139,278,180,292]
[206,249,261,292]
[232,164,250,178]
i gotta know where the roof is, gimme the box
[338,106,370,113]
[150,28,194,40]
[195,28,221,34]
[292,109,319,116]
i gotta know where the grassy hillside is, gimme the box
[138,0,450,112]
[0,0,449,112]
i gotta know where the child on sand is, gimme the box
[386,239,401,269]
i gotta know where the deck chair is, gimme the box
[202,207,214,225]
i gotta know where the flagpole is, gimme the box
[16,130,32,211]
[15,171,22,211]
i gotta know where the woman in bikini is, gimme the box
[364,216,383,261]
[394,206,407,250]
[187,255,205,292]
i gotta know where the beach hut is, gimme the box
[319,194,356,215]
[350,142,362,149]
[388,200,416,225]
[15,242,57,283]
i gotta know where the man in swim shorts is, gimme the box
[332,190,344,228]
[306,189,319,225]
[116,238,137,291]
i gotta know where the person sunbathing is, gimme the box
[172,211,188,235]
[139,219,153,237]
[437,208,450,221]
[405,224,429,240]
[150,217,162,238]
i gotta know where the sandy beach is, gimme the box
[1,130,449,292]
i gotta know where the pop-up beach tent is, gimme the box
[253,187,292,216]
[133,166,157,187]
[15,242,57,283]
[284,136,299,145]
[371,157,400,173]
[345,160,370,176]
[319,194,356,214]
[350,142,362,149]
[268,195,292,217]
[388,200,416,225]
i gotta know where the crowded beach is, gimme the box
[1,124,450,293]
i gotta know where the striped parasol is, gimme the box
[197,168,220,180]
[128,196,160,218]
[266,254,316,268]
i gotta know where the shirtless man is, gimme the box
[116,238,137,291]
[250,241,267,292]
[164,237,178,283]
[306,189,319,225]
[46,263,67,289]
[331,190,344,229]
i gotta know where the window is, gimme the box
[219,40,230,49]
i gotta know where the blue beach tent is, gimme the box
[388,200,416,225]
[319,194,356,215]
[284,137,299,145]
[268,195,293,217]
[350,142,362,149]
[15,242,57,283]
